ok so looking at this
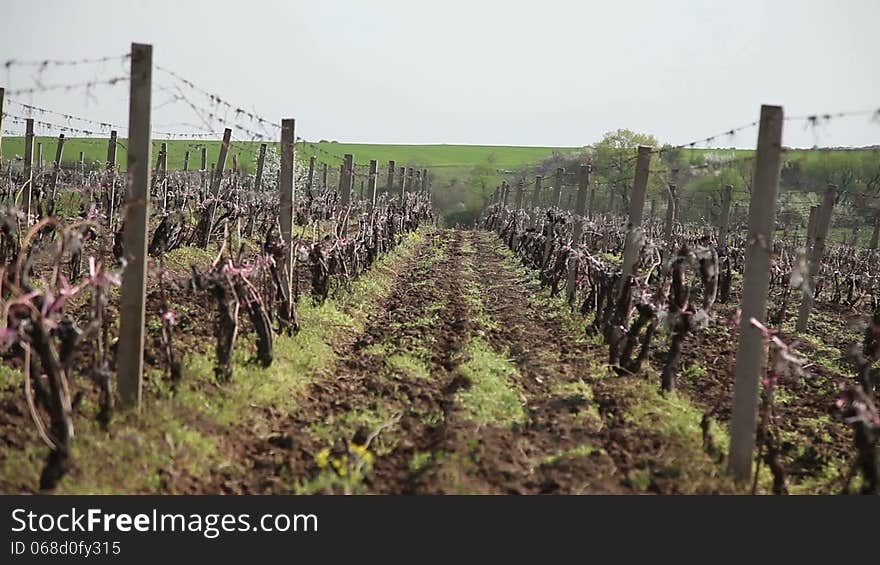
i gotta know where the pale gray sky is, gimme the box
[1,0,878,148]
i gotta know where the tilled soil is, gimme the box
[219,229,728,494]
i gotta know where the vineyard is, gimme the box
[0,45,879,495]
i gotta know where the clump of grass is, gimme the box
[455,339,526,428]
[386,354,432,380]
[542,443,606,466]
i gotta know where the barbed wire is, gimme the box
[2,53,130,69]
[6,76,129,96]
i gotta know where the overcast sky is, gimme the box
[1,0,878,148]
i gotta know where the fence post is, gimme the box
[514,179,525,211]
[728,104,784,483]
[664,184,677,242]
[718,184,733,249]
[306,155,316,196]
[530,175,543,209]
[415,170,421,195]
[399,166,407,199]
[106,130,118,230]
[279,118,296,312]
[619,146,652,282]
[117,42,153,411]
[48,133,65,205]
[407,168,414,197]
[386,160,396,195]
[254,143,267,190]
[340,154,353,205]
[37,143,43,173]
[566,164,591,306]
[204,128,232,246]
[183,150,190,171]
[22,118,35,224]
[322,162,328,192]
[337,164,344,193]
[552,167,564,207]
[796,184,836,332]
[421,168,428,192]
[0,87,4,171]
[368,159,379,211]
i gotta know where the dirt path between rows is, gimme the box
[221,228,727,494]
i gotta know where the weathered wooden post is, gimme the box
[407,168,415,197]
[340,154,353,205]
[619,146,652,282]
[386,160,396,195]
[254,143,267,190]
[183,150,190,171]
[37,143,43,173]
[415,170,422,195]
[106,130,118,229]
[321,162,329,192]
[664,184,677,242]
[718,184,733,249]
[421,168,428,192]
[399,166,407,199]
[203,128,232,246]
[199,146,208,199]
[48,133,65,205]
[514,179,525,211]
[0,87,5,171]
[530,175,543,209]
[552,167,564,207]
[306,155,316,196]
[796,184,836,332]
[368,159,379,211]
[728,105,784,483]
[118,43,153,411]
[566,164,591,306]
[22,118,35,223]
[279,119,296,313]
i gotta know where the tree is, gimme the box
[592,129,659,212]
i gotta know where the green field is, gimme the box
[0,136,576,173]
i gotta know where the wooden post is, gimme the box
[421,168,428,192]
[552,167,564,207]
[728,105,784,483]
[340,153,353,205]
[718,184,733,249]
[500,181,509,207]
[307,155,316,195]
[368,159,379,210]
[572,165,590,244]
[117,43,153,411]
[106,130,118,230]
[322,162,328,192]
[664,184,677,242]
[415,170,422,196]
[386,160,396,195]
[566,165,591,306]
[619,146,652,282]
[21,118,35,223]
[48,133,65,204]
[0,87,4,170]
[37,142,43,173]
[407,168,414,197]
[183,150,190,171]
[279,119,296,310]
[530,175,543,209]
[200,146,208,170]
[205,128,232,244]
[796,184,836,332]
[514,179,525,211]
[337,164,344,193]
[399,166,407,199]
[254,143,267,190]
